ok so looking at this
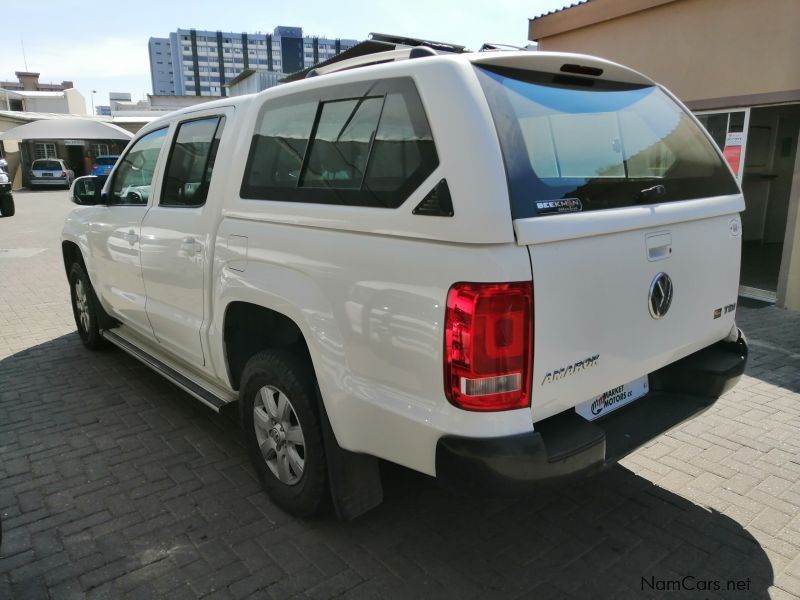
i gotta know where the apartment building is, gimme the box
[148,26,359,97]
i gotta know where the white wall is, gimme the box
[20,89,87,115]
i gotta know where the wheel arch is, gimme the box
[222,301,312,393]
[62,239,118,330]
[225,300,385,519]
[61,239,85,278]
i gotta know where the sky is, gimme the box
[1,0,572,112]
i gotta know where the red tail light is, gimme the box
[444,282,533,411]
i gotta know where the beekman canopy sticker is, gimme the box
[535,198,583,215]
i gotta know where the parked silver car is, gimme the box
[29,159,74,189]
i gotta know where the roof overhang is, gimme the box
[529,0,678,41]
[226,68,257,87]
[0,117,133,141]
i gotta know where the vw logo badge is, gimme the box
[648,272,673,319]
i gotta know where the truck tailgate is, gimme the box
[515,202,743,423]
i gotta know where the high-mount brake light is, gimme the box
[444,282,533,411]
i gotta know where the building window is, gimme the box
[92,143,110,156]
[35,143,57,159]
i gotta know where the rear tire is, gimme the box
[0,194,14,217]
[241,350,327,517]
[68,262,105,350]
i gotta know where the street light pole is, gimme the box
[91,90,96,116]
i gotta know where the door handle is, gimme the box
[180,237,202,253]
[123,230,138,244]
[646,232,672,262]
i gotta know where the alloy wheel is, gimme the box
[74,279,90,333]
[252,385,306,485]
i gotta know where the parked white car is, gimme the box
[30,158,74,189]
[61,48,748,519]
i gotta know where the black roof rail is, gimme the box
[368,32,467,54]
[479,42,528,52]
[283,32,467,83]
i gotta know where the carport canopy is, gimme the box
[0,118,133,141]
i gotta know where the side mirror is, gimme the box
[70,175,108,206]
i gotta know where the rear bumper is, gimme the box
[435,329,748,494]
[30,177,68,186]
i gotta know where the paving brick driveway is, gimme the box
[1,190,800,599]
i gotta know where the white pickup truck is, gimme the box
[62,48,748,519]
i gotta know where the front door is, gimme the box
[87,127,169,340]
[139,112,228,368]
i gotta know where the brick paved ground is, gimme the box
[1,190,799,599]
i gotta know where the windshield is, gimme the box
[476,66,739,218]
[95,156,118,166]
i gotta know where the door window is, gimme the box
[161,116,225,207]
[110,128,168,205]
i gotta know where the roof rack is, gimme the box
[281,32,467,83]
[478,42,529,52]
[368,32,467,54]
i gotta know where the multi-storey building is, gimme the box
[148,26,359,97]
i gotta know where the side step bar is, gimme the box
[103,329,229,412]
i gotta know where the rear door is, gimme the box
[139,109,229,368]
[475,63,744,423]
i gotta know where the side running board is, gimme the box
[103,329,230,412]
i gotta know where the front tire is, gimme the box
[241,350,327,517]
[68,262,105,350]
[0,194,14,217]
